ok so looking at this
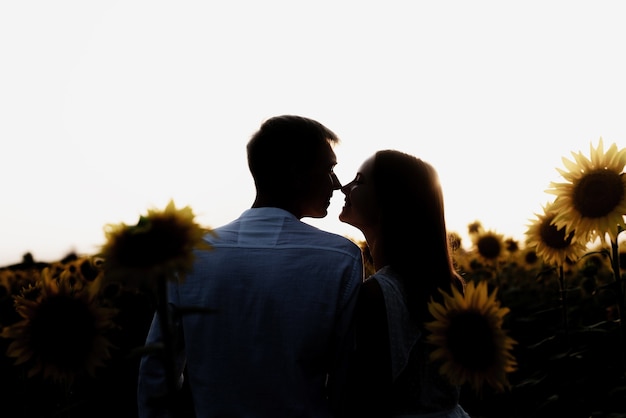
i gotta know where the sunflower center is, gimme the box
[524,251,538,265]
[477,235,502,260]
[572,170,624,218]
[540,217,574,249]
[79,259,101,282]
[29,295,97,371]
[446,310,496,371]
[116,217,189,268]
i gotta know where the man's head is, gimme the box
[247,115,342,219]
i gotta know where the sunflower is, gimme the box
[546,138,626,243]
[0,267,117,383]
[100,199,213,290]
[1,272,21,328]
[46,256,105,293]
[425,280,517,393]
[520,247,540,270]
[0,270,11,300]
[471,229,507,264]
[448,231,463,252]
[467,220,484,235]
[505,238,520,254]
[525,202,589,267]
[2,268,41,295]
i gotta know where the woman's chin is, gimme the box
[338,211,352,225]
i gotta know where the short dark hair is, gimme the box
[247,115,339,194]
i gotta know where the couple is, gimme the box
[137,115,470,418]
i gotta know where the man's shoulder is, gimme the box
[300,223,360,250]
[204,212,361,257]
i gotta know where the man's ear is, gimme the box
[285,163,306,190]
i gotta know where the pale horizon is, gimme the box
[2,1,626,265]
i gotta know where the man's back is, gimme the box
[139,207,363,417]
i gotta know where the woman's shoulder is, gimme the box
[360,276,384,310]
[368,266,405,295]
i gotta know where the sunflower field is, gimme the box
[1,140,626,418]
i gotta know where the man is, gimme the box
[138,115,364,417]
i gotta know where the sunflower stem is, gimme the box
[609,230,626,377]
[557,265,568,340]
[493,263,501,287]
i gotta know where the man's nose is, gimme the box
[340,181,352,195]
[331,173,342,190]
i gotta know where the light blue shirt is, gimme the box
[137,208,363,418]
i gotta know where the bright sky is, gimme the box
[2,1,625,265]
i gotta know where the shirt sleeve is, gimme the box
[326,251,364,415]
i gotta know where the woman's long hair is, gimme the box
[372,150,464,325]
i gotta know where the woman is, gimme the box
[339,150,470,417]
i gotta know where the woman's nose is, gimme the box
[340,182,352,195]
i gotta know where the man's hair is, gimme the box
[246,115,339,194]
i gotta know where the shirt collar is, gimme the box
[241,207,298,221]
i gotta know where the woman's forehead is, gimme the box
[357,155,376,175]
